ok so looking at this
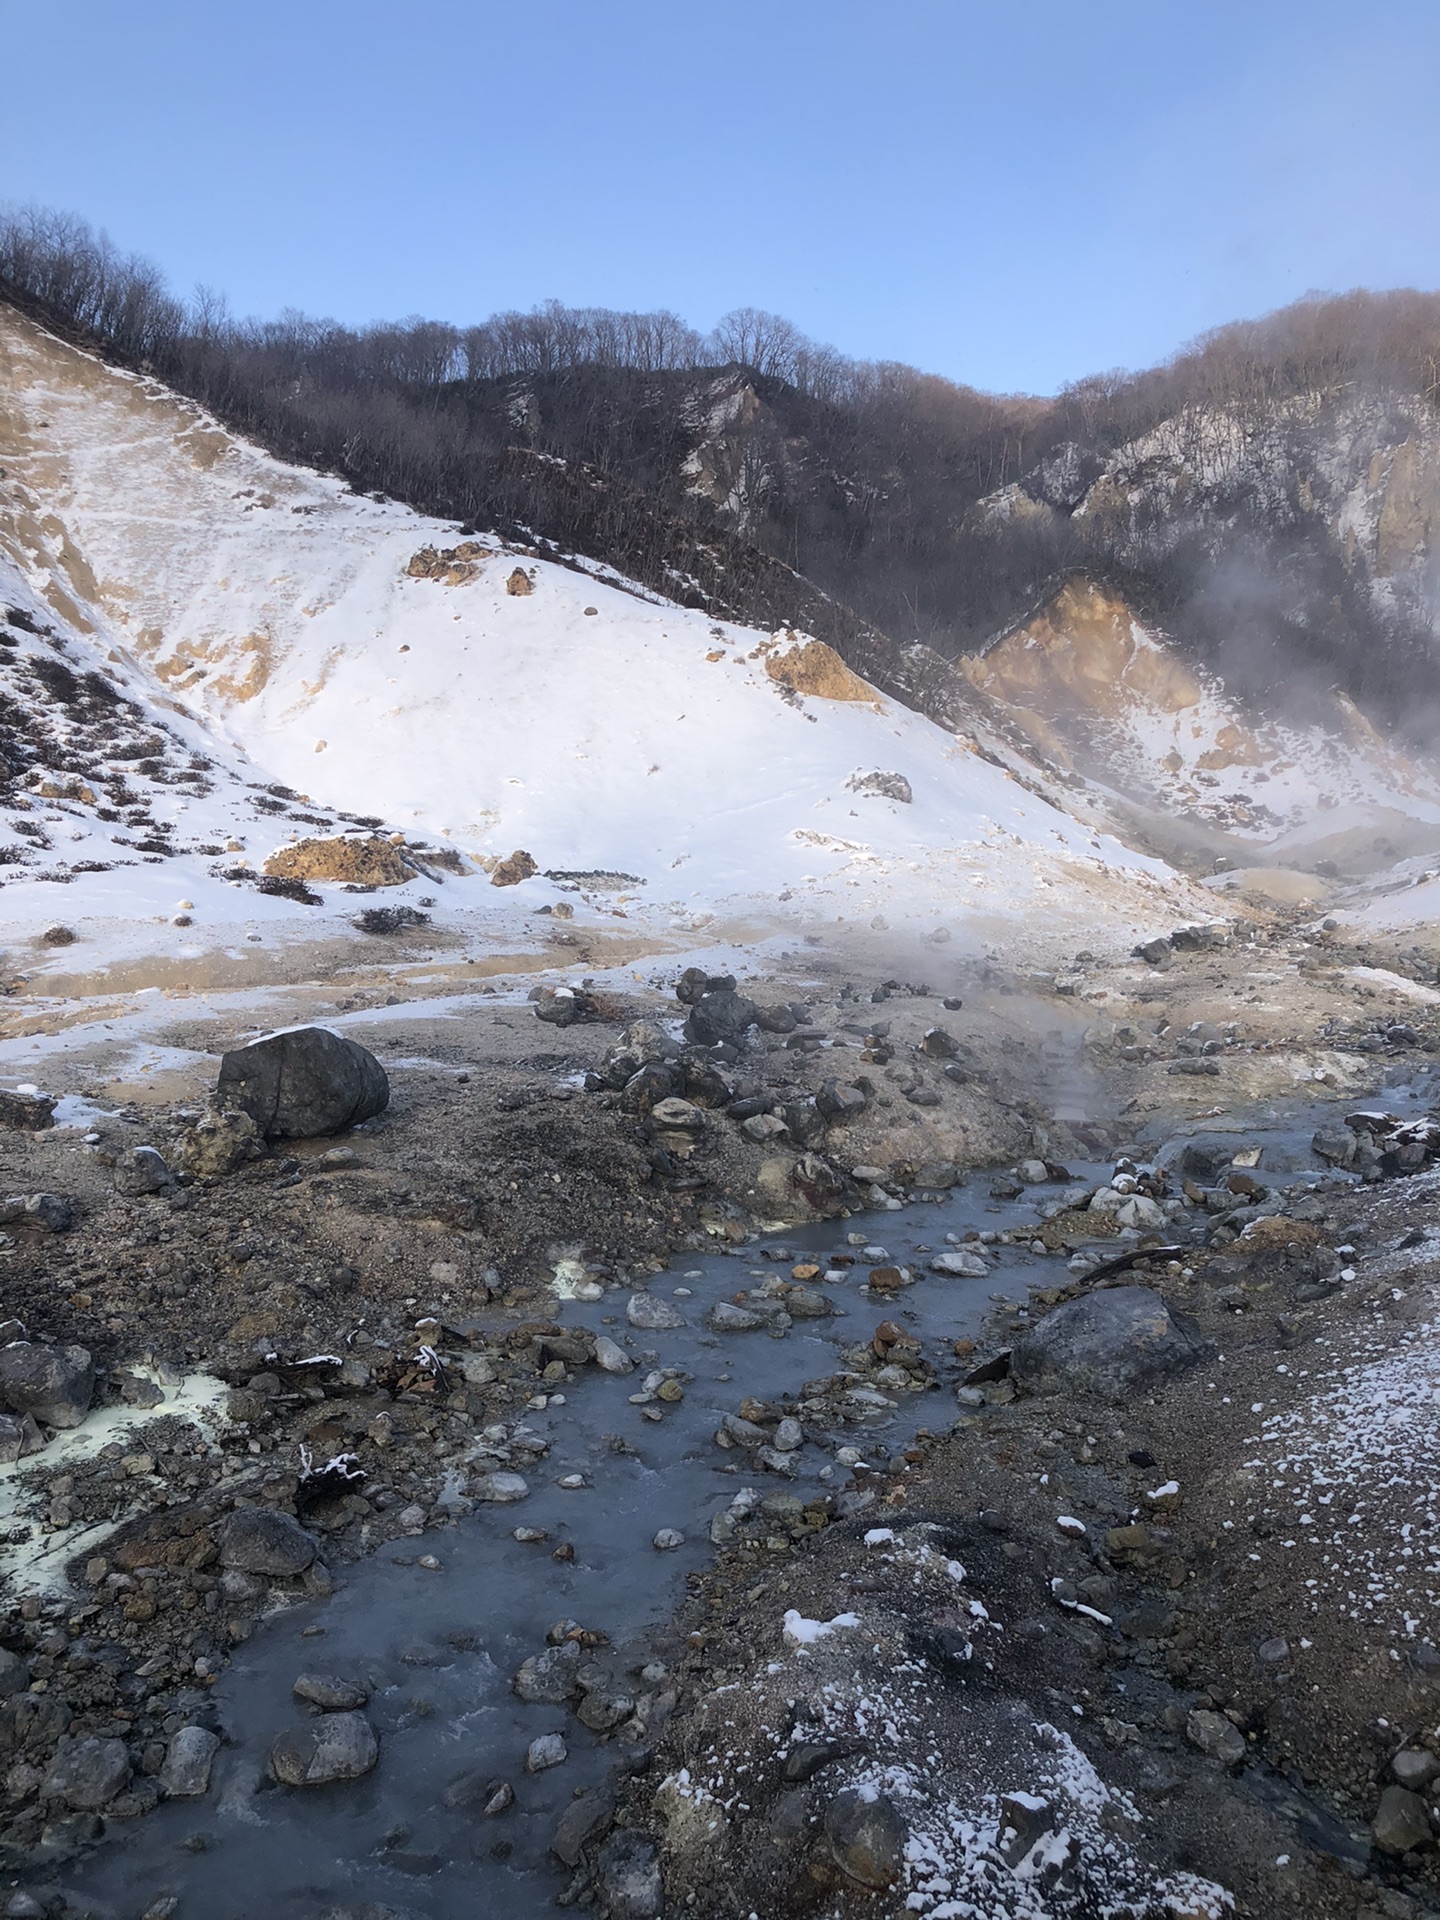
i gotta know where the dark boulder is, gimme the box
[218,1506,318,1576]
[1012,1287,1206,1402]
[0,1342,93,1428]
[684,989,761,1048]
[0,1089,55,1131]
[824,1786,907,1888]
[216,1027,388,1139]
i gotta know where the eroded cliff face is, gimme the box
[957,577,1440,866]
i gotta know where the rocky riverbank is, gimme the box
[0,905,1438,1915]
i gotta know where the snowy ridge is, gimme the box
[0,306,1196,955]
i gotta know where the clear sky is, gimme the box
[3,0,1438,396]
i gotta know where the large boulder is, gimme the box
[269,1711,378,1786]
[684,989,762,1048]
[0,1341,94,1428]
[1011,1286,1206,1402]
[42,1736,131,1810]
[218,1506,318,1576]
[215,1028,388,1139]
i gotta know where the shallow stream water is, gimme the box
[64,1079,1428,1917]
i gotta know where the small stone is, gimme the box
[626,1292,687,1331]
[594,1829,663,1918]
[159,1726,220,1798]
[707,1302,765,1332]
[513,1642,582,1705]
[268,1711,378,1786]
[594,1336,634,1374]
[1184,1709,1246,1767]
[524,1733,567,1773]
[772,1418,804,1452]
[930,1249,989,1278]
[294,1674,369,1711]
[653,1528,685,1551]
[113,1145,169,1195]
[472,1472,529,1503]
[442,1770,515,1816]
[1393,1749,1440,1791]
[1374,1783,1434,1853]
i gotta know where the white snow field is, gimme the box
[0,307,1197,964]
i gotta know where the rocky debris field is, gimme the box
[0,906,1438,1914]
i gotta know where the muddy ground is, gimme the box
[0,902,1439,1916]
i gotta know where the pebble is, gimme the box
[512,1526,548,1543]
[653,1528,685,1550]
[594,1336,634,1373]
[269,1711,378,1787]
[417,1554,443,1570]
[557,1474,588,1490]
[473,1473,530,1503]
[524,1733,568,1773]
[293,1673,370,1711]
[626,1292,688,1331]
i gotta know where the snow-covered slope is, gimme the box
[0,307,1193,956]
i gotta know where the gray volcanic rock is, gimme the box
[1011,1286,1206,1402]
[218,1506,318,1576]
[216,1026,388,1139]
[269,1711,378,1786]
[0,1341,94,1428]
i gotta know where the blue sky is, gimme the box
[3,0,1438,395]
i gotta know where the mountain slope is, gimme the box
[0,306,1190,957]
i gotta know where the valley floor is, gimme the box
[0,902,1438,1918]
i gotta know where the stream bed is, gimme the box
[61,1082,1425,1918]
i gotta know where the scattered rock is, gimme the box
[506,568,534,597]
[823,1786,908,1888]
[931,1249,989,1278]
[627,1292,687,1331]
[0,1089,55,1131]
[491,849,537,887]
[472,1472,530,1503]
[294,1674,370,1711]
[594,1336,634,1375]
[269,1711,378,1787]
[216,1026,389,1139]
[1373,1783,1434,1853]
[113,1145,169,1196]
[442,1770,514,1816]
[524,1732,567,1772]
[846,770,913,803]
[1184,1709,1246,1767]
[172,1105,262,1180]
[0,1341,93,1428]
[0,1193,73,1233]
[41,1736,132,1810]
[160,1725,220,1798]
[1011,1287,1206,1402]
[513,1642,582,1705]
[594,1828,663,1918]
[217,1506,318,1576]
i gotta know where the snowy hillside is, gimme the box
[0,307,1193,957]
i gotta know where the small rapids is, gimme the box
[61,1088,1423,1917]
